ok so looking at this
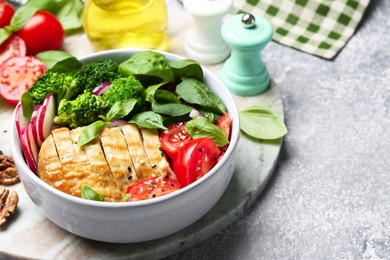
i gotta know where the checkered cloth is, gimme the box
[233,0,370,59]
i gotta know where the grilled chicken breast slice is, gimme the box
[70,128,122,202]
[51,127,86,197]
[139,128,173,178]
[38,134,71,194]
[100,127,137,193]
[120,124,155,179]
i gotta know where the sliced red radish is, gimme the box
[20,127,38,174]
[92,82,111,96]
[15,102,29,136]
[30,104,43,147]
[36,94,56,142]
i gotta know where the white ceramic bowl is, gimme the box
[10,49,240,243]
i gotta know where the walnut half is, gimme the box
[0,187,19,226]
[0,155,20,185]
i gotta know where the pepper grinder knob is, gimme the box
[220,13,273,96]
[183,0,232,65]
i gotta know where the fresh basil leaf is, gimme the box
[186,117,229,147]
[0,27,12,45]
[129,111,167,130]
[239,105,288,140]
[145,82,167,103]
[176,78,226,115]
[169,59,203,81]
[106,99,137,121]
[20,92,36,121]
[152,102,192,117]
[78,120,106,147]
[119,51,174,82]
[154,90,180,104]
[81,185,104,201]
[36,51,81,70]
[48,0,84,33]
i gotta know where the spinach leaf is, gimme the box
[78,120,106,147]
[154,90,180,104]
[169,59,203,81]
[239,105,288,140]
[145,82,168,103]
[152,102,192,117]
[198,109,220,123]
[186,117,229,147]
[129,111,167,130]
[106,99,137,121]
[176,78,226,115]
[81,185,104,201]
[36,50,82,71]
[20,92,36,121]
[119,51,174,83]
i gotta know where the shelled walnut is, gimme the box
[0,154,20,185]
[0,188,19,226]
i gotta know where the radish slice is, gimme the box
[37,94,56,142]
[30,104,43,147]
[20,127,38,174]
[92,82,111,96]
[15,103,29,136]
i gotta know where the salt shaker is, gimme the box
[183,0,232,64]
[220,13,273,96]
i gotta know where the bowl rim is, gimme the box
[11,48,240,208]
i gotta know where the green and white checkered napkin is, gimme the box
[233,0,370,59]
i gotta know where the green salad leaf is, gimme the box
[78,120,106,147]
[36,50,82,71]
[106,99,137,121]
[186,117,229,147]
[169,59,203,81]
[81,185,104,201]
[129,111,167,130]
[239,105,288,140]
[176,78,226,115]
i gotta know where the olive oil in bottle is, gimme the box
[83,0,167,51]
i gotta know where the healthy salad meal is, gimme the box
[16,50,233,202]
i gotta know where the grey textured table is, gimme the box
[166,0,390,259]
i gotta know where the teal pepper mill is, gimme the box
[221,13,273,96]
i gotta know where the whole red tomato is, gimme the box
[16,11,64,55]
[0,1,15,28]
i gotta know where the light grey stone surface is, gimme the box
[165,0,390,259]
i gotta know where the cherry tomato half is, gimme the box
[216,112,232,140]
[159,122,192,159]
[16,11,64,55]
[0,35,26,65]
[125,176,181,202]
[173,138,220,187]
[0,56,46,104]
[0,1,15,28]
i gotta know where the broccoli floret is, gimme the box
[27,71,80,105]
[53,91,109,128]
[103,76,145,114]
[77,60,121,92]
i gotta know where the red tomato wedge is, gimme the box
[125,176,181,202]
[173,138,220,187]
[0,35,26,66]
[216,112,232,140]
[0,56,46,104]
[159,122,192,159]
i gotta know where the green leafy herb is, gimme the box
[119,51,174,83]
[154,90,180,104]
[239,105,288,140]
[176,78,226,115]
[48,0,84,34]
[20,92,36,121]
[81,185,104,201]
[186,117,229,147]
[152,102,192,117]
[78,120,106,147]
[145,82,168,103]
[106,99,137,121]
[169,59,203,81]
[129,111,167,130]
[36,50,82,71]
